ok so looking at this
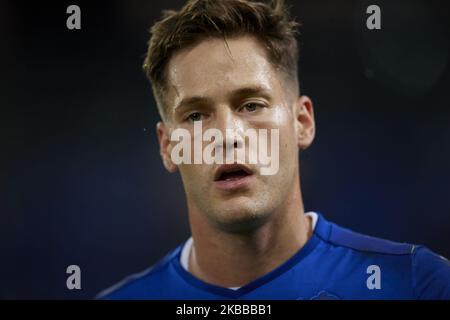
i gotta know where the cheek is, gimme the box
[269,107,297,153]
[178,164,209,190]
[277,126,299,173]
[254,105,294,129]
[272,106,290,126]
[179,164,197,181]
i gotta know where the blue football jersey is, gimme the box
[98,212,450,300]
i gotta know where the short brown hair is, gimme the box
[143,0,300,118]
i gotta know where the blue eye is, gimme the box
[242,103,260,112]
[187,112,202,122]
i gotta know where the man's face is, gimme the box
[158,36,314,232]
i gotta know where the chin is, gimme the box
[209,198,273,233]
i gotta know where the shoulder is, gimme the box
[314,213,450,299]
[411,246,450,299]
[314,213,414,256]
[96,245,182,300]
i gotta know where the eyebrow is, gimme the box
[174,96,212,111]
[231,86,271,99]
[174,85,271,111]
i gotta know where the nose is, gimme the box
[215,107,245,152]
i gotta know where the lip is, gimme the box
[213,164,254,191]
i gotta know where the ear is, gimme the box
[293,96,315,150]
[156,121,178,173]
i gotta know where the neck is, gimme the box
[187,179,312,288]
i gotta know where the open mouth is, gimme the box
[214,164,253,182]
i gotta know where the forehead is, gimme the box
[166,36,282,105]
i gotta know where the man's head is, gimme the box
[144,0,315,233]
[144,0,301,119]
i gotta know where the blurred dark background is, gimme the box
[0,0,449,299]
